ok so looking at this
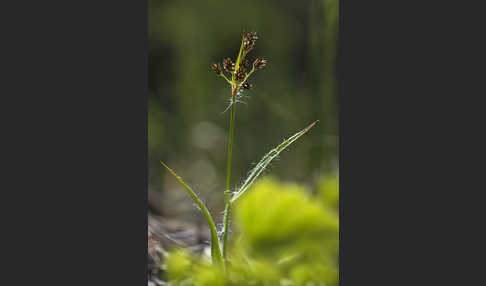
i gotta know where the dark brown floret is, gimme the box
[243,82,252,89]
[243,31,258,53]
[235,70,246,82]
[239,58,249,71]
[253,58,267,70]
[246,32,258,42]
[223,58,235,72]
[211,63,222,75]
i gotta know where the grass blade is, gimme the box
[160,161,224,265]
[230,120,319,204]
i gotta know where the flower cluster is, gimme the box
[242,31,258,53]
[211,31,267,100]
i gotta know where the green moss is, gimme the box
[318,174,339,211]
[165,177,339,286]
[234,178,338,258]
[166,250,193,282]
[290,263,337,286]
[193,263,226,286]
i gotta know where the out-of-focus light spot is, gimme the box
[191,121,224,150]
[187,159,217,187]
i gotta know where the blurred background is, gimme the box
[148,0,338,224]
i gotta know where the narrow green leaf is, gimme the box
[160,161,224,265]
[230,120,319,204]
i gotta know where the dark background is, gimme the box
[148,0,339,220]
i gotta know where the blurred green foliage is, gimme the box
[149,0,339,218]
[235,178,338,258]
[165,177,339,285]
[318,174,339,211]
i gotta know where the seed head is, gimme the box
[246,32,258,42]
[223,58,235,72]
[240,59,249,71]
[235,69,246,82]
[253,58,267,70]
[243,82,252,90]
[211,31,267,94]
[243,31,258,53]
[211,63,222,75]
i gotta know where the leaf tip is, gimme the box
[302,120,319,133]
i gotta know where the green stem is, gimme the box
[222,103,236,260]
[239,67,255,87]
[234,34,246,71]
[220,73,232,85]
[221,34,246,261]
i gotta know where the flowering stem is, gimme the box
[221,34,247,262]
[222,102,235,260]
[220,73,232,85]
[239,67,255,87]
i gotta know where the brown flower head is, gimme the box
[243,82,252,90]
[243,31,258,53]
[235,69,246,82]
[253,58,267,70]
[239,58,249,71]
[211,63,222,75]
[210,32,267,94]
[246,32,258,42]
[223,58,235,72]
